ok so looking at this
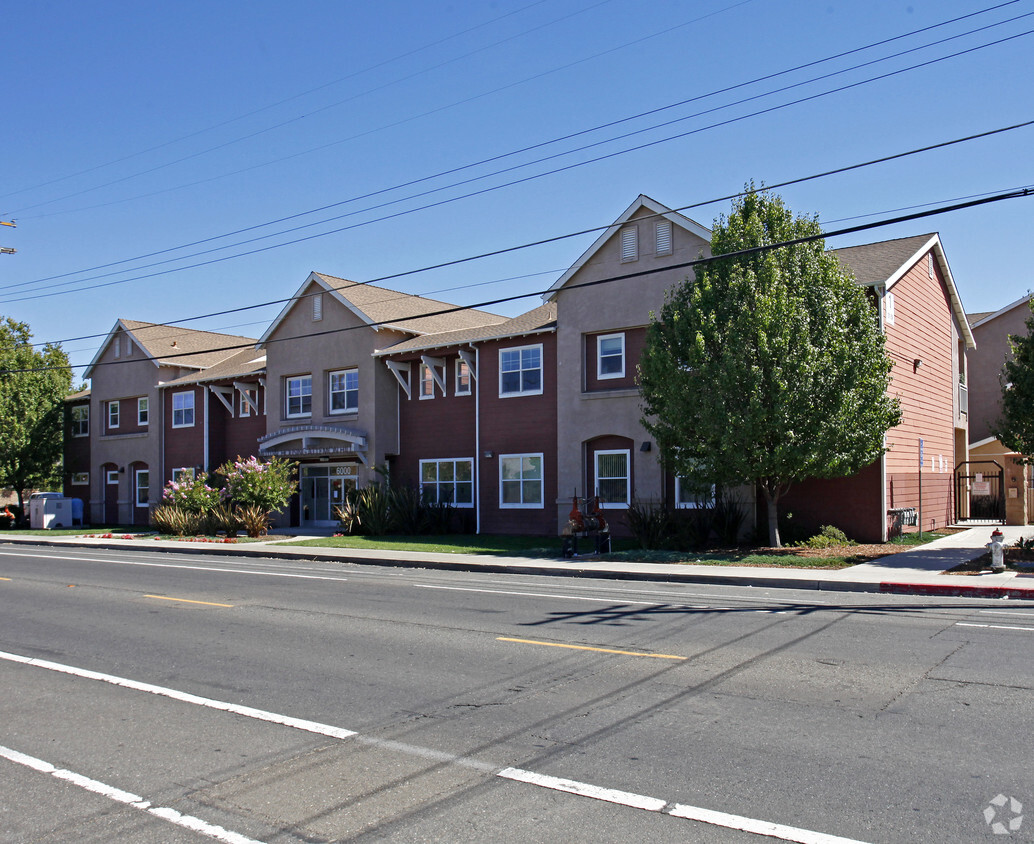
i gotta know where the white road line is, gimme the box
[2,648,866,843]
[979,610,1034,617]
[0,549,350,582]
[0,745,262,844]
[0,650,356,740]
[956,622,1034,632]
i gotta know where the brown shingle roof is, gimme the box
[311,273,506,336]
[162,349,266,387]
[831,234,935,286]
[121,320,257,369]
[375,303,557,356]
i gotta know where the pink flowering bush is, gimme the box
[161,472,221,514]
[217,456,297,537]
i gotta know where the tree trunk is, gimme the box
[763,486,781,548]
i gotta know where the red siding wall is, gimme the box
[163,387,206,481]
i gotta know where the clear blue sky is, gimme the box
[3,0,1032,371]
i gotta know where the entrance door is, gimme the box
[955,460,1005,524]
[103,466,119,525]
[300,465,357,527]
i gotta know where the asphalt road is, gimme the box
[1,543,1032,843]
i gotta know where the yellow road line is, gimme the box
[0,577,10,581]
[144,595,234,608]
[497,637,685,660]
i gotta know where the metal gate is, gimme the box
[954,460,1005,524]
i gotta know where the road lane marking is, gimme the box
[497,636,686,660]
[0,648,865,843]
[498,768,868,843]
[979,610,1034,617]
[0,549,350,582]
[0,745,262,844]
[0,576,10,580]
[956,622,1034,632]
[145,594,234,608]
[415,582,703,607]
[0,649,357,740]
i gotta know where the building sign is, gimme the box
[972,481,991,496]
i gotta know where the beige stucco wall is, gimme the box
[262,279,410,488]
[87,325,167,523]
[969,299,1030,444]
[551,205,750,533]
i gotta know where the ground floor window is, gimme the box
[172,467,196,483]
[675,477,716,509]
[595,449,630,508]
[71,472,89,485]
[500,454,543,508]
[420,458,474,507]
[135,469,150,507]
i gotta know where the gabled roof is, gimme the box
[83,319,257,378]
[832,233,975,349]
[374,302,557,356]
[161,349,267,388]
[967,293,1031,331]
[258,271,506,346]
[64,388,90,402]
[544,195,711,300]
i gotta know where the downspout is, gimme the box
[878,285,888,542]
[475,346,481,535]
[203,388,210,473]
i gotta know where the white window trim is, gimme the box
[419,457,475,508]
[312,292,323,321]
[171,467,196,483]
[135,469,150,508]
[108,400,120,430]
[675,477,716,509]
[71,406,89,437]
[137,396,149,426]
[499,453,544,510]
[106,470,119,485]
[172,391,195,428]
[499,343,544,398]
[71,472,89,485]
[455,359,471,396]
[285,375,312,418]
[595,448,630,510]
[596,333,626,380]
[328,368,359,415]
[418,363,436,400]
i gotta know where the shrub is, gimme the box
[208,503,243,538]
[712,490,747,547]
[235,504,270,538]
[796,524,852,549]
[335,484,393,535]
[627,498,673,550]
[151,504,207,536]
[218,456,297,514]
[162,473,221,514]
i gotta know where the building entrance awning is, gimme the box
[258,424,368,463]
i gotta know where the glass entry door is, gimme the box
[300,464,357,527]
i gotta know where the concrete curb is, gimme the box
[5,534,1034,599]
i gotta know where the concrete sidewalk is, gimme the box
[2,525,1033,599]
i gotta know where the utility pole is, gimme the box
[1,219,16,254]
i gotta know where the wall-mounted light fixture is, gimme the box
[483,450,494,459]
[913,358,923,373]
[640,442,652,452]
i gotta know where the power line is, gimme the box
[12,186,1031,375]
[6,0,1023,292]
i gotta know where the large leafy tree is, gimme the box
[0,317,72,511]
[639,188,900,546]
[992,300,1034,458]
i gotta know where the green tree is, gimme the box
[638,188,900,547]
[992,300,1034,457]
[0,317,72,512]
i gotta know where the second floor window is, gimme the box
[499,345,542,397]
[71,405,89,437]
[172,392,195,427]
[137,397,149,426]
[286,375,312,417]
[108,401,120,429]
[597,333,625,379]
[329,369,359,414]
[455,359,471,395]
